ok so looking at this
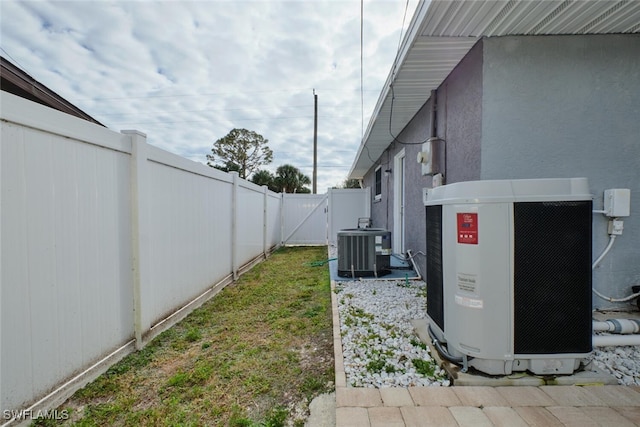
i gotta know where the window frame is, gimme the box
[374,165,382,201]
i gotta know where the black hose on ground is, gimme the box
[427,324,465,364]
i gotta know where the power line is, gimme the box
[98,104,312,117]
[360,0,364,140]
[387,0,429,146]
[74,88,315,101]
[0,47,28,72]
[391,0,411,80]
[108,114,353,126]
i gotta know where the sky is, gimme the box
[1,0,419,191]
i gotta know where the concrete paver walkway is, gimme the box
[330,278,640,426]
[334,385,640,426]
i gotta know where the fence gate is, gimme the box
[281,188,370,246]
[327,188,370,245]
[282,193,328,245]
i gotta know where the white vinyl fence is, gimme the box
[281,188,370,246]
[327,188,370,244]
[282,193,328,244]
[0,92,283,419]
[0,91,370,421]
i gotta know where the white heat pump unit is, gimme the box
[424,178,593,375]
[337,228,391,278]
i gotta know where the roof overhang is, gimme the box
[1,56,105,127]
[349,0,640,179]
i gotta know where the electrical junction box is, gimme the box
[417,137,442,176]
[424,178,593,376]
[604,188,630,217]
[422,187,430,205]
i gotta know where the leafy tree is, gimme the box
[207,128,273,179]
[274,164,311,193]
[339,178,361,189]
[212,161,240,174]
[250,169,277,191]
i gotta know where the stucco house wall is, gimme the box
[362,34,640,309]
[480,34,640,308]
[364,39,484,279]
[438,39,484,185]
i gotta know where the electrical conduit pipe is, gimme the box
[593,334,640,347]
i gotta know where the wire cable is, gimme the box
[388,83,433,145]
[385,1,435,146]
[360,0,364,141]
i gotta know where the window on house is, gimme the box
[374,166,382,201]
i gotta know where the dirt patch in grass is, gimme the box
[38,246,334,427]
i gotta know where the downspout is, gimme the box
[430,89,437,138]
[429,89,445,185]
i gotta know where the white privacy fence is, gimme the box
[0,91,369,419]
[0,92,283,417]
[327,188,371,244]
[282,193,328,244]
[281,188,370,246]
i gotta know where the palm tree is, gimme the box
[296,171,311,193]
[274,164,311,193]
[250,169,277,192]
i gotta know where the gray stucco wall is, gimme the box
[391,101,432,276]
[362,40,484,278]
[361,34,639,309]
[439,39,484,184]
[363,149,391,230]
[481,35,640,309]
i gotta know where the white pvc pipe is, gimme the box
[593,319,640,334]
[593,334,640,347]
[592,234,616,270]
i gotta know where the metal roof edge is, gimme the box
[347,0,640,181]
[348,0,432,180]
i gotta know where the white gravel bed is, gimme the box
[335,278,450,387]
[333,279,639,387]
[331,244,639,387]
[588,343,640,386]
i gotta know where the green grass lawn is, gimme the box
[38,246,334,427]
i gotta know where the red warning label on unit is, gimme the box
[457,213,478,244]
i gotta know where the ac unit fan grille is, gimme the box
[426,205,444,332]
[513,201,592,354]
[337,230,391,277]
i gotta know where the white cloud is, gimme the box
[1,0,419,190]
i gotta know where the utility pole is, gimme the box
[313,89,318,194]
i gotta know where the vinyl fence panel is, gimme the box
[1,95,134,411]
[143,146,235,331]
[327,188,371,245]
[0,92,284,417]
[266,192,282,249]
[281,193,328,245]
[236,180,267,268]
[2,91,345,419]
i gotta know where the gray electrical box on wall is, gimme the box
[417,137,443,176]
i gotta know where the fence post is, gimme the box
[280,193,285,246]
[230,172,239,280]
[262,185,268,258]
[124,129,147,351]
[327,188,333,246]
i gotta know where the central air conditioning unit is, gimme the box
[337,228,391,278]
[424,178,592,375]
